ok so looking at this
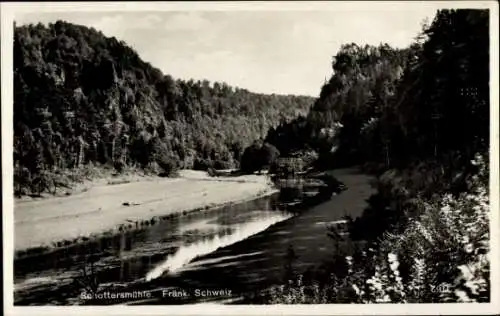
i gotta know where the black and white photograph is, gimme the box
[1,1,499,315]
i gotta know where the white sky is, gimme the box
[13,4,445,96]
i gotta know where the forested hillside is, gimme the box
[264,9,491,303]
[265,43,414,163]
[13,20,314,196]
[265,9,489,173]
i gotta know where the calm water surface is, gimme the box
[14,168,374,305]
[14,193,293,305]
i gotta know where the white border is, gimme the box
[1,1,499,315]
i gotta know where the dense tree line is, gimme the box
[345,8,490,244]
[261,8,490,254]
[265,9,491,304]
[13,20,314,196]
[263,9,489,176]
[263,42,414,168]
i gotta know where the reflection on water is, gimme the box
[146,210,292,280]
[14,193,292,305]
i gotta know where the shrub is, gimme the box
[157,156,178,177]
[193,158,213,171]
[30,170,57,196]
[14,166,31,197]
[207,167,218,177]
[267,153,490,303]
[240,142,280,174]
[113,159,125,173]
[213,159,233,170]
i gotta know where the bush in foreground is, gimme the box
[267,153,489,303]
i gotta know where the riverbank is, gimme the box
[14,170,277,252]
[115,168,376,305]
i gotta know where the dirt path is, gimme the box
[14,170,276,251]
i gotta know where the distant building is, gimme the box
[274,157,305,177]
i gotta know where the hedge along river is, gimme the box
[14,168,374,305]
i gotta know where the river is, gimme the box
[13,168,374,305]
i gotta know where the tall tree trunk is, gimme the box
[77,137,84,168]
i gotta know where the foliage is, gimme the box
[156,155,179,177]
[13,20,313,196]
[240,141,280,174]
[262,10,488,171]
[366,155,490,303]
[264,9,491,304]
[267,154,489,304]
[265,115,314,156]
[262,43,411,166]
[394,9,489,164]
[269,150,317,176]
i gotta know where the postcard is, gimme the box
[1,1,499,315]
